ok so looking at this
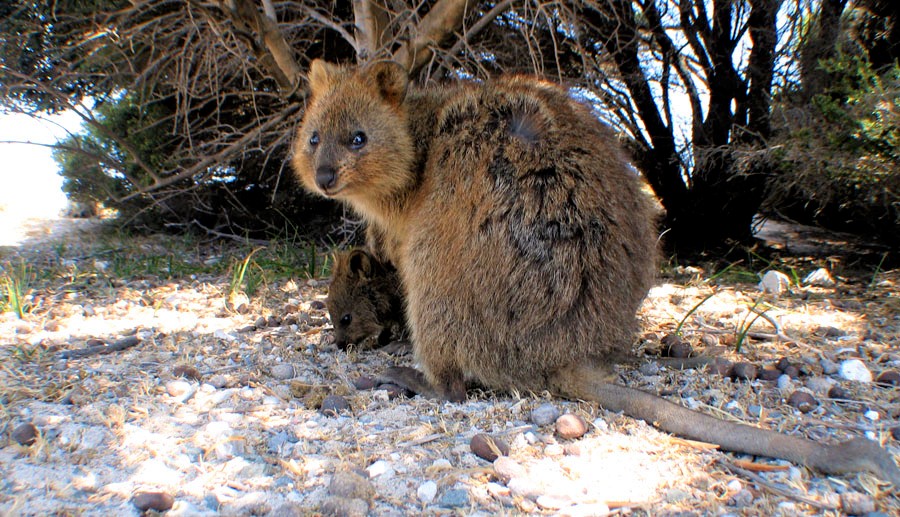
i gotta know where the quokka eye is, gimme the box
[349,131,367,150]
[309,131,320,147]
[340,313,352,326]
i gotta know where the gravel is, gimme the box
[2,226,899,515]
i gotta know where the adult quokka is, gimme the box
[293,59,900,484]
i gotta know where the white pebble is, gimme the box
[726,479,743,493]
[758,270,791,296]
[269,364,295,380]
[366,460,392,478]
[864,410,880,421]
[417,481,437,503]
[536,494,572,510]
[838,359,873,383]
[803,268,836,287]
[544,444,564,456]
[805,376,836,394]
[165,380,196,402]
[776,374,793,391]
[430,459,452,470]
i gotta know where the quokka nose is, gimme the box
[316,166,337,191]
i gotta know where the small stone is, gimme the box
[11,422,38,446]
[208,374,228,389]
[366,459,391,478]
[320,395,351,416]
[438,488,469,508]
[775,357,792,372]
[470,433,509,462]
[758,368,782,381]
[429,458,452,473]
[805,376,836,394]
[327,470,375,501]
[758,270,791,295]
[417,481,438,504]
[132,491,174,513]
[639,362,660,376]
[352,376,377,390]
[783,365,801,379]
[165,380,195,399]
[820,358,839,375]
[555,413,588,439]
[530,403,561,426]
[254,316,267,328]
[875,370,900,387]
[864,409,880,421]
[787,391,818,413]
[493,457,527,483]
[777,374,794,391]
[729,489,754,507]
[828,385,850,400]
[838,359,873,383]
[840,491,875,515]
[507,477,542,499]
[544,443,564,456]
[536,494,573,509]
[803,268,835,287]
[320,497,368,517]
[270,364,295,380]
[309,300,326,310]
[891,427,900,441]
[173,364,202,380]
[731,362,758,381]
[269,503,306,517]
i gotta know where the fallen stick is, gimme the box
[58,336,142,360]
[719,458,837,510]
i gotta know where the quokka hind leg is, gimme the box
[552,362,900,485]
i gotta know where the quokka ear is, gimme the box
[348,249,377,280]
[308,59,342,97]
[367,61,409,105]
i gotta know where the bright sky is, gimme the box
[0,110,82,218]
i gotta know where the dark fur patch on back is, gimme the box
[507,106,546,144]
[438,100,480,136]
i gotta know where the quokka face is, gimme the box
[326,248,405,350]
[292,61,415,214]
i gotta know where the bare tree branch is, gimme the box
[393,0,473,74]
[353,0,392,61]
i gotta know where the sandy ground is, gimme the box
[1,214,899,516]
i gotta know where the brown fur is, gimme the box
[293,60,900,484]
[327,248,405,350]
